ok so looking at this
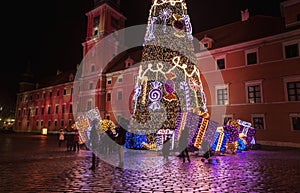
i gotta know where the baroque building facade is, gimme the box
[15,0,300,147]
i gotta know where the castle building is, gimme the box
[15,0,300,147]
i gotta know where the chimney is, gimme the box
[241,9,250,21]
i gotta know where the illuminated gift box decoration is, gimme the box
[155,129,175,151]
[75,116,90,144]
[175,111,218,152]
[211,131,230,152]
[236,119,256,149]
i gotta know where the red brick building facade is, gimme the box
[15,0,300,147]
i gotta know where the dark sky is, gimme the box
[1,0,285,106]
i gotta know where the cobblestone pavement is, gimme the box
[0,133,300,193]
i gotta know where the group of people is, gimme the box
[58,125,81,152]
[162,127,191,163]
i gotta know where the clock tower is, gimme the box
[82,0,126,55]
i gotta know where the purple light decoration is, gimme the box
[164,79,175,94]
[159,8,172,33]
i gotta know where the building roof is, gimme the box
[194,15,286,50]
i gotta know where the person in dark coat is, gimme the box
[114,117,128,168]
[89,119,99,170]
[178,128,190,163]
[162,137,171,161]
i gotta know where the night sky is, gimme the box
[1,0,285,106]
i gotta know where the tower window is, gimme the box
[217,58,225,70]
[93,16,100,27]
[285,44,299,59]
[246,52,258,65]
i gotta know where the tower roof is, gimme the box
[93,0,120,10]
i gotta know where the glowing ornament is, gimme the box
[148,81,163,110]
[180,81,191,111]
[159,8,172,33]
[145,17,158,42]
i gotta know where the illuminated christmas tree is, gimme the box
[128,0,211,149]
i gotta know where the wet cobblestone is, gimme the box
[0,133,300,192]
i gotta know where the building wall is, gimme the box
[15,83,74,133]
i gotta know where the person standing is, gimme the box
[58,128,65,147]
[162,137,171,161]
[89,119,99,170]
[73,128,80,152]
[178,128,190,163]
[114,123,127,168]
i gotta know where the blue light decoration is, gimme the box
[237,138,247,151]
[211,131,230,152]
[124,132,147,149]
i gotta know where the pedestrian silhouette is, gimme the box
[58,128,64,147]
[162,136,171,161]
[178,128,190,163]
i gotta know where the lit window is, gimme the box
[285,44,299,59]
[247,85,261,103]
[215,85,229,105]
[287,81,300,101]
[252,115,265,130]
[217,89,228,105]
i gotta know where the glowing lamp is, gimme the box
[42,128,48,135]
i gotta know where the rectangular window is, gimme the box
[217,58,225,70]
[223,115,233,125]
[111,16,119,29]
[91,65,95,72]
[30,95,33,101]
[62,104,65,114]
[64,88,67,95]
[252,115,265,130]
[55,105,59,114]
[41,107,44,115]
[49,91,52,98]
[36,121,39,126]
[54,120,58,127]
[41,121,44,127]
[287,81,300,101]
[93,15,100,27]
[118,76,123,83]
[285,44,299,58]
[71,88,73,94]
[28,109,31,117]
[107,78,112,85]
[43,92,46,99]
[23,109,26,116]
[18,110,21,117]
[48,121,51,127]
[57,90,60,96]
[107,93,111,102]
[246,52,257,65]
[35,108,38,115]
[69,104,73,113]
[87,101,92,111]
[217,88,228,105]
[89,83,93,90]
[247,85,261,103]
[291,116,300,131]
[61,120,64,127]
[48,106,51,114]
[118,91,123,100]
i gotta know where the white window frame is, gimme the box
[117,90,123,101]
[283,40,300,59]
[118,75,123,83]
[107,77,112,85]
[245,48,259,65]
[289,113,300,132]
[91,64,95,73]
[215,84,229,105]
[245,80,264,104]
[283,75,300,102]
[222,114,233,125]
[215,55,226,70]
[251,114,266,130]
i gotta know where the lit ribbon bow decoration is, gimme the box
[159,8,172,33]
